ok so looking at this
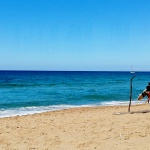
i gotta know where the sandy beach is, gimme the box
[1,104,150,150]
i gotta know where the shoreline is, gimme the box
[1,104,150,149]
[0,100,144,118]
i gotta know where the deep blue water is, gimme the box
[0,71,149,117]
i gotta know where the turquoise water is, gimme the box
[0,71,149,117]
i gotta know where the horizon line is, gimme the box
[0,70,149,72]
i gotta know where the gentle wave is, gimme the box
[0,105,93,118]
[0,101,144,118]
[0,83,72,88]
[100,100,143,106]
[0,83,39,88]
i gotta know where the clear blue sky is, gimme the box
[0,0,150,71]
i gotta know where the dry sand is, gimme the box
[1,104,150,150]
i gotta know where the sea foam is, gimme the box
[0,100,144,118]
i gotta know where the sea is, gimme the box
[0,71,149,118]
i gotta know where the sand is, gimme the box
[1,104,150,150]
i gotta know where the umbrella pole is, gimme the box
[128,75,136,112]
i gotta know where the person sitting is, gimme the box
[146,82,150,91]
[145,82,150,103]
[145,91,150,104]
